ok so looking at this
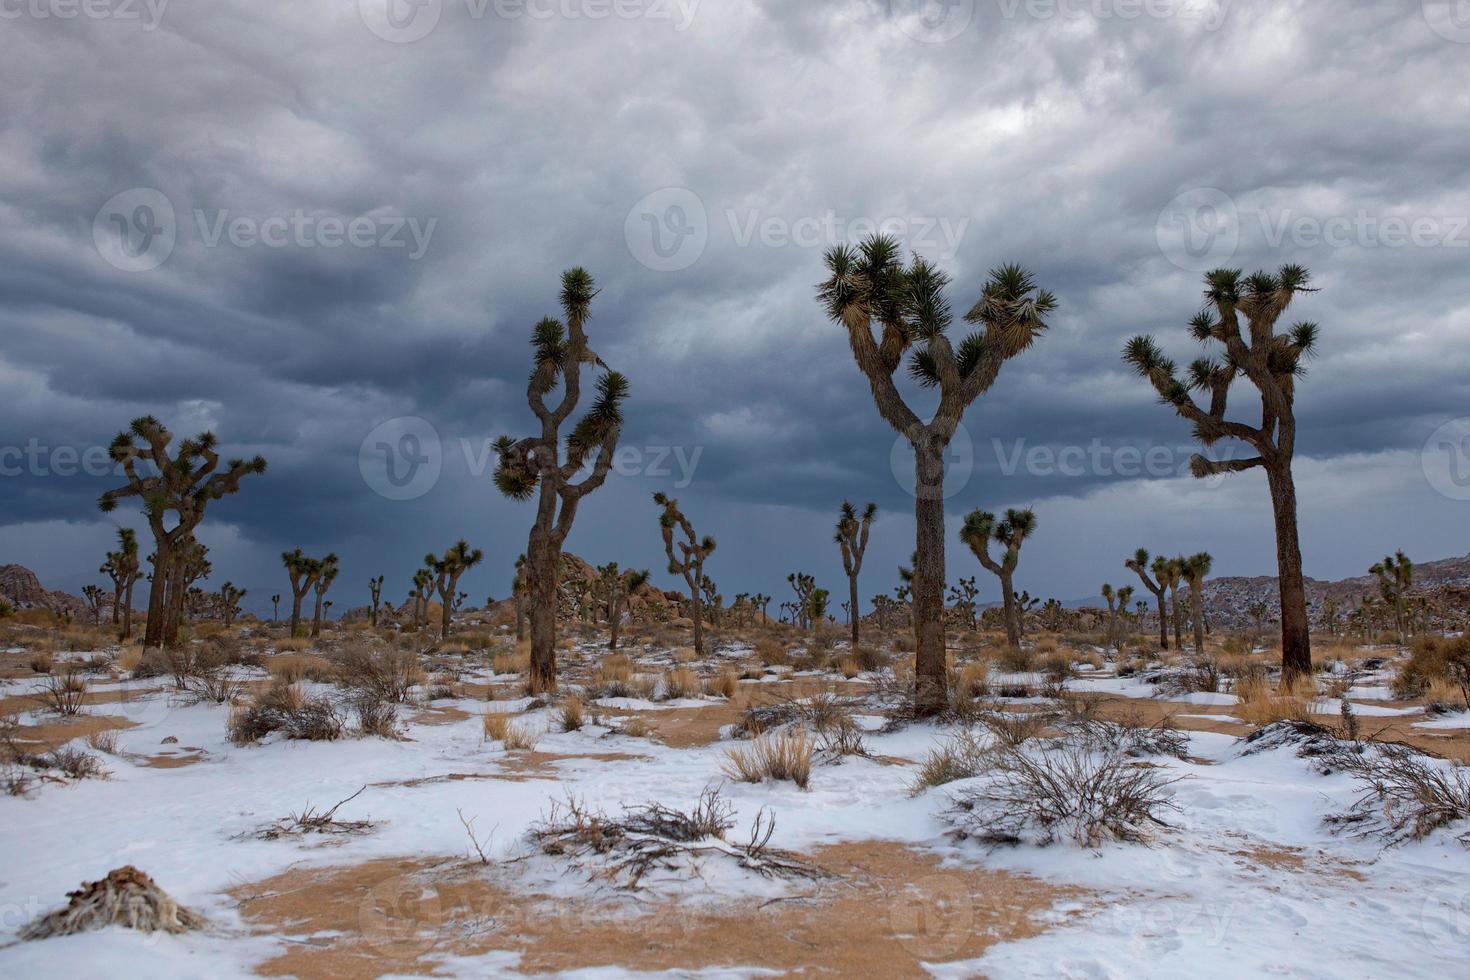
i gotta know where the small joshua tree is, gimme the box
[100,528,140,639]
[411,568,434,628]
[218,582,246,627]
[270,594,281,625]
[310,554,339,638]
[98,417,266,648]
[1123,266,1319,682]
[752,593,770,625]
[834,501,877,647]
[699,574,724,629]
[281,550,320,638]
[368,575,385,628]
[1182,552,1213,654]
[493,269,628,693]
[82,585,105,626]
[426,541,484,640]
[596,562,651,651]
[948,577,980,631]
[818,238,1055,715]
[1101,584,1135,651]
[655,493,716,654]
[1158,557,1187,652]
[1125,548,1169,650]
[787,572,816,631]
[960,508,1037,649]
[1369,551,1413,644]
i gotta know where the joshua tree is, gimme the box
[218,582,246,627]
[960,508,1037,649]
[98,418,265,648]
[82,585,105,626]
[1369,551,1413,644]
[270,594,281,625]
[411,568,434,628]
[948,577,980,631]
[100,527,140,639]
[282,550,320,638]
[699,575,724,629]
[493,269,628,693]
[655,494,716,654]
[1322,596,1340,637]
[368,575,385,628]
[1182,552,1213,654]
[310,554,339,638]
[819,238,1055,715]
[834,500,877,647]
[597,562,651,651]
[787,572,817,631]
[1125,548,1169,650]
[1114,585,1135,649]
[1124,266,1319,682]
[1156,556,1186,651]
[1247,599,1270,644]
[511,554,529,641]
[426,541,483,640]
[1101,584,1119,647]
[807,587,830,625]
[753,593,771,625]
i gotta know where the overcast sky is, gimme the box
[2,0,1468,615]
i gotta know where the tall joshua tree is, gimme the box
[1182,552,1213,655]
[960,508,1037,650]
[493,269,628,693]
[82,585,105,626]
[98,417,266,648]
[1369,551,1413,644]
[426,540,484,640]
[218,582,246,628]
[282,550,320,638]
[834,501,877,648]
[1158,556,1186,652]
[818,238,1055,714]
[411,568,434,628]
[1125,548,1169,650]
[1124,266,1319,682]
[311,554,339,638]
[788,572,817,631]
[101,528,140,639]
[597,562,651,651]
[655,493,716,655]
[368,575,385,628]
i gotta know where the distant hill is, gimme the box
[0,564,94,621]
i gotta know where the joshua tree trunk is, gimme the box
[1170,584,1184,651]
[1154,594,1168,649]
[912,446,947,716]
[515,598,525,641]
[312,592,324,638]
[609,593,623,651]
[144,539,169,649]
[527,532,558,690]
[1269,463,1311,681]
[999,572,1019,649]
[289,593,304,637]
[1191,587,1206,655]
[122,577,135,640]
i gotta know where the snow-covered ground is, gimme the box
[2,656,1469,978]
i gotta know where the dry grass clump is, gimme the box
[482,711,511,742]
[980,708,1051,747]
[587,653,635,698]
[1392,635,1470,704]
[32,669,88,716]
[483,712,538,750]
[672,647,698,664]
[703,670,739,700]
[267,654,334,685]
[996,645,1033,673]
[836,655,860,679]
[19,866,206,940]
[28,652,54,674]
[86,730,119,754]
[948,744,1180,848]
[723,731,812,789]
[614,716,654,738]
[661,667,697,701]
[853,645,889,672]
[492,644,531,676]
[911,727,992,794]
[227,682,343,745]
[1235,674,1316,726]
[558,695,586,732]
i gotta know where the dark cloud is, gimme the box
[2,0,1469,612]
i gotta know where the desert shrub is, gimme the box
[348,691,402,738]
[425,672,460,700]
[42,746,106,780]
[980,708,1050,747]
[32,670,88,716]
[333,646,424,704]
[28,652,53,674]
[86,729,119,754]
[227,682,343,744]
[482,712,511,742]
[911,727,992,794]
[1058,711,1188,759]
[853,645,889,672]
[615,716,653,738]
[836,655,860,679]
[492,646,531,676]
[1327,743,1470,845]
[996,645,1033,673]
[1158,654,1222,697]
[723,731,812,789]
[754,637,789,667]
[502,720,539,750]
[948,744,1180,847]
[267,654,334,685]
[1392,635,1470,704]
[1038,651,1075,685]
[1236,673,1316,726]
[558,695,586,732]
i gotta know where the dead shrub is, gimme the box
[333,646,424,704]
[723,731,812,789]
[28,652,53,674]
[348,691,402,738]
[502,719,539,750]
[854,645,889,672]
[948,744,1180,847]
[32,670,88,716]
[661,667,697,701]
[1236,674,1316,726]
[1393,635,1470,704]
[227,682,343,745]
[1327,743,1470,845]
[87,730,119,754]
[482,712,511,742]
[911,727,992,794]
[558,695,586,732]
[42,746,106,781]
[754,637,789,667]
[703,670,739,700]
[836,655,860,679]
[996,646,1033,673]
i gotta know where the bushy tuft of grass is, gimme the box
[723,731,812,789]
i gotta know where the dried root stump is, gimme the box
[20,866,206,940]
